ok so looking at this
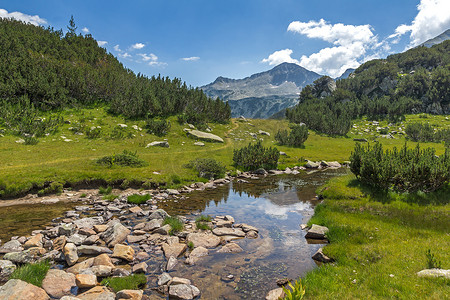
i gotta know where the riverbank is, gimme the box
[302,175,450,299]
[0,108,447,199]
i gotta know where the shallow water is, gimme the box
[157,168,348,299]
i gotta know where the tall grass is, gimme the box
[9,261,51,287]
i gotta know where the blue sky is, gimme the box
[1,0,449,86]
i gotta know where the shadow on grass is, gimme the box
[347,179,450,206]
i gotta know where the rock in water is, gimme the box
[305,224,329,239]
[185,129,224,143]
[168,284,200,300]
[265,287,285,300]
[0,279,50,300]
[186,232,221,248]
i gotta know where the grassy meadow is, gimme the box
[0,107,448,198]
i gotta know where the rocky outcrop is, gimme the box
[185,129,224,143]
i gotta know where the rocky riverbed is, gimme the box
[0,165,347,299]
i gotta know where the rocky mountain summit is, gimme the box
[201,63,321,118]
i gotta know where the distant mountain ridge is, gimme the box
[201,63,321,118]
[420,29,450,48]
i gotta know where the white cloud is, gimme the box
[119,52,131,59]
[137,53,166,66]
[263,19,381,77]
[113,44,122,52]
[261,49,299,66]
[81,27,89,34]
[131,43,145,50]
[0,8,47,26]
[97,41,107,47]
[182,56,200,61]
[389,0,450,48]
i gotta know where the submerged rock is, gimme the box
[217,243,243,253]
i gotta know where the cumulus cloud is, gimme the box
[182,56,200,61]
[389,0,450,48]
[97,41,107,47]
[263,19,380,77]
[119,52,131,59]
[113,44,122,52]
[261,49,299,66]
[81,27,89,34]
[138,53,166,66]
[0,8,47,26]
[130,43,145,50]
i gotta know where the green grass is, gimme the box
[0,107,447,198]
[101,274,147,292]
[195,214,212,230]
[163,216,184,235]
[9,261,51,287]
[103,194,118,201]
[99,186,112,195]
[303,175,450,299]
[127,194,151,204]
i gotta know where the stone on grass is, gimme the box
[312,248,333,263]
[186,129,224,143]
[42,269,76,299]
[305,224,329,239]
[3,248,46,264]
[417,269,450,279]
[0,279,50,300]
[146,141,169,148]
[305,161,320,169]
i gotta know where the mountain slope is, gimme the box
[420,29,450,48]
[201,63,321,118]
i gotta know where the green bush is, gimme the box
[85,126,102,139]
[163,216,184,235]
[275,123,308,147]
[233,141,279,171]
[9,261,50,287]
[145,118,171,136]
[127,194,151,204]
[101,274,146,292]
[350,142,450,193]
[184,158,226,179]
[96,150,148,168]
[24,136,39,145]
[405,123,435,142]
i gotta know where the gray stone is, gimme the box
[149,209,170,220]
[158,272,172,286]
[3,248,46,264]
[83,235,99,245]
[305,160,320,168]
[305,224,329,239]
[217,243,243,253]
[212,228,245,237]
[73,217,104,229]
[67,234,86,246]
[417,269,450,279]
[186,129,224,143]
[186,232,221,248]
[168,284,201,299]
[186,246,209,265]
[353,138,368,142]
[101,221,131,247]
[132,262,148,273]
[77,245,112,256]
[312,248,333,263]
[82,265,113,277]
[0,240,23,254]
[64,243,79,266]
[0,260,16,282]
[58,224,76,236]
[143,219,163,231]
[146,141,169,148]
[194,142,205,146]
[166,256,178,271]
[258,130,270,136]
[154,224,171,235]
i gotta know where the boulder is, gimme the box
[58,224,76,236]
[305,224,329,239]
[42,269,76,299]
[23,234,43,249]
[158,272,172,286]
[305,161,320,169]
[217,243,243,253]
[312,248,333,263]
[93,253,115,268]
[77,286,115,300]
[3,248,46,264]
[154,224,171,235]
[212,228,245,237]
[112,244,135,262]
[186,232,221,248]
[0,260,16,282]
[83,235,99,245]
[82,265,113,277]
[132,262,148,273]
[162,242,186,258]
[73,217,104,229]
[53,236,67,251]
[77,245,112,256]
[75,274,97,289]
[67,234,87,246]
[67,258,95,275]
[265,287,285,300]
[0,240,23,254]
[146,141,169,148]
[186,246,209,265]
[0,279,50,300]
[417,269,450,279]
[101,221,131,247]
[149,209,170,220]
[143,219,163,231]
[168,284,201,300]
[236,223,258,233]
[186,129,224,143]
[64,243,79,266]
[353,138,368,142]
[116,289,143,300]
[258,130,270,136]
[127,235,147,244]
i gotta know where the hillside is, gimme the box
[201,62,321,118]
[0,18,230,126]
